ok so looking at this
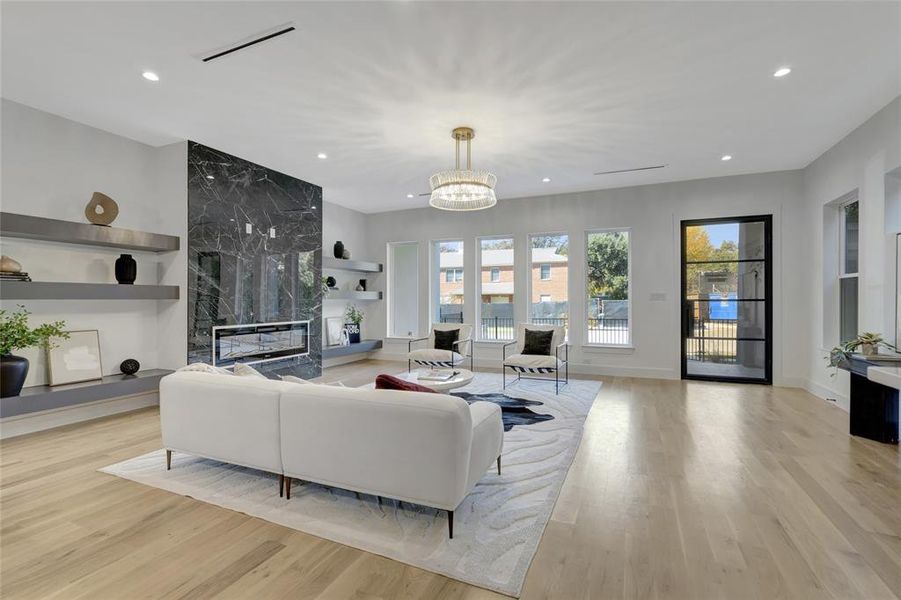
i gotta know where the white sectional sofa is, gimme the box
[159,370,504,538]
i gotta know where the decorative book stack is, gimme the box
[0,270,32,282]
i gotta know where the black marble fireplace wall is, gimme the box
[187,142,323,379]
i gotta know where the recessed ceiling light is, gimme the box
[542,177,551,183]
[317,152,327,159]
[721,155,732,161]
[773,67,792,78]
[205,175,215,180]
[406,194,414,198]
[142,71,159,82]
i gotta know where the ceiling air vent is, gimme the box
[200,24,296,63]
[594,165,666,176]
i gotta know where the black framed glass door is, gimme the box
[681,215,772,383]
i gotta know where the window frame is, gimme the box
[539,263,552,280]
[527,232,570,330]
[838,198,859,343]
[583,227,633,348]
[490,267,500,282]
[431,238,465,324]
[477,235,516,341]
[386,240,420,339]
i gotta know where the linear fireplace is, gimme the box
[213,320,310,367]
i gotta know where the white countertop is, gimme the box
[867,366,901,390]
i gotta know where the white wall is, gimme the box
[802,96,901,407]
[321,200,378,347]
[365,170,807,385]
[0,99,187,387]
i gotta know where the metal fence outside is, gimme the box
[685,318,738,363]
[438,315,631,345]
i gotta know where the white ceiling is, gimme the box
[2,1,899,213]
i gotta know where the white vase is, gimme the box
[860,342,877,356]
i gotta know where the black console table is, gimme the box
[840,356,900,444]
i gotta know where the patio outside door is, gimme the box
[681,215,772,383]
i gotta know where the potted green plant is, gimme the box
[344,304,364,344]
[827,332,896,375]
[0,306,69,397]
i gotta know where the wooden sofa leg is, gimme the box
[286,476,292,500]
[448,510,454,539]
[497,455,502,475]
[166,450,172,471]
[279,474,285,498]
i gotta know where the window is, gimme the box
[433,240,464,323]
[839,200,859,343]
[530,234,569,329]
[586,230,630,345]
[388,242,419,337]
[479,237,514,340]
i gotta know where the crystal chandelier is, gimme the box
[429,127,497,211]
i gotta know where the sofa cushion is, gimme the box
[434,328,459,352]
[522,329,554,355]
[505,353,563,372]
[408,348,465,365]
[375,374,438,393]
[177,362,234,376]
[234,363,268,379]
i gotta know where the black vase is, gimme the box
[0,354,29,398]
[333,241,345,259]
[115,253,137,284]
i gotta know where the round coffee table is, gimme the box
[402,369,474,392]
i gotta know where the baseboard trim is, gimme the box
[803,378,850,412]
[0,391,158,439]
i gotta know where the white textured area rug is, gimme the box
[99,373,600,597]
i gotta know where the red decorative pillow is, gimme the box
[375,374,437,393]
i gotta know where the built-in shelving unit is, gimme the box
[322,339,383,360]
[325,290,382,301]
[0,369,173,418]
[1,281,179,300]
[322,257,382,273]
[0,212,180,252]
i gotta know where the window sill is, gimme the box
[474,339,514,345]
[581,344,635,354]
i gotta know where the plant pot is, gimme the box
[860,342,877,356]
[344,323,361,344]
[115,253,137,284]
[1,353,29,398]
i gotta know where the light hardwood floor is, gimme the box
[2,360,900,599]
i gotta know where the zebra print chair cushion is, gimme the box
[408,348,465,368]
[503,353,564,373]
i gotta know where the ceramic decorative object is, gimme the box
[333,241,345,259]
[861,342,877,356]
[344,323,361,344]
[358,279,367,291]
[115,254,137,284]
[0,255,22,273]
[0,354,29,398]
[119,358,140,375]
[84,192,119,226]
[326,276,337,289]
[342,249,351,260]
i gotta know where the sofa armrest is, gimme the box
[466,401,504,491]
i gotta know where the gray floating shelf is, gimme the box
[0,212,180,252]
[1,369,173,418]
[325,290,382,301]
[322,339,383,360]
[1,281,180,300]
[322,257,383,273]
